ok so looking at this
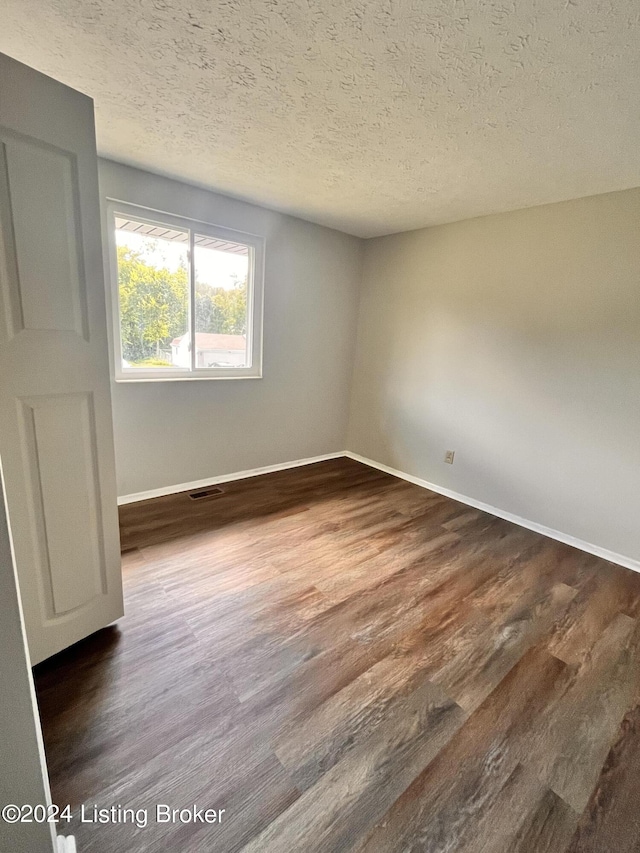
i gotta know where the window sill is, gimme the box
[114,374,263,383]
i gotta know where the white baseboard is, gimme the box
[117,452,345,505]
[344,451,640,575]
[118,448,640,575]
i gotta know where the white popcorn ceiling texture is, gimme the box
[1,0,639,236]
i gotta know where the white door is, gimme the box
[0,53,123,665]
[0,471,57,853]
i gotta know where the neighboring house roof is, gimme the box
[171,332,246,350]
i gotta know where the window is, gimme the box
[107,202,264,380]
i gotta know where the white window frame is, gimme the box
[106,200,264,382]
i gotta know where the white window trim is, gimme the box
[105,200,265,382]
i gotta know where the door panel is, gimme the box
[0,53,123,664]
[19,393,107,616]
[2,136,88,337]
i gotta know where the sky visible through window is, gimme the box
[115,229,248,290]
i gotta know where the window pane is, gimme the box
[193,235,250,369]
[115,216,189,370]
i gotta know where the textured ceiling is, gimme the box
[2,0,640,237]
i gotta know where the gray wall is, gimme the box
[99,160,363,497]
[348,188,640,563]
[102,161,640,565]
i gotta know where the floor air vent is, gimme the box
[189,486,225,501]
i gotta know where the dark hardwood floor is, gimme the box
[34,458,640,852]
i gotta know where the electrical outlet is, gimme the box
[444,450,455,464]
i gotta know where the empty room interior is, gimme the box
[1,1,640,851]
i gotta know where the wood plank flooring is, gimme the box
[34,458,640,852]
